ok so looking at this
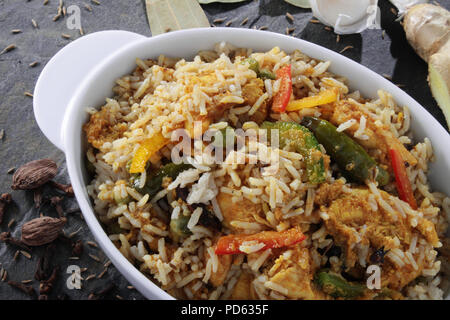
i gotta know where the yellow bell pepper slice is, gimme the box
[129,132,169,173]
[286,88,339,112]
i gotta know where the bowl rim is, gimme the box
[61,27,450,300]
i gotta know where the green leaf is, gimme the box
[284,0,311,8]
[198,0,247,3]
[146,0,210,36]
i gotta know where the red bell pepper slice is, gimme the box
[215,227,306,255]
[389,148,417,210]
[271,64,292,113]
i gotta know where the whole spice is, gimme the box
[0,44,16,55]
[35,244,55,281]
[8,280,36,296]
[50,196,64,217]
[369,246,390,265]
[0,232,30,251]
[33,188,43,208]
[21,216,67,246]
[0,193,12,224]
[49,180,74,196]
[12,159,57,190]
[71,239,83,257]
[39,266,59,294]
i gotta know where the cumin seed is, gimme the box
[339,45,353,54]
[382,73,392,80]
[240,17,248,26]
[20,251,32,259]
[11,29,22,34]
[84,3,92,12]
[68,227,82,238]
[382,30,385,39]
[43,0,49,5]
[97,268,107,279]
[0,44,16,55]
[91,0,101,4]
[286,12,294,23]
[324,26,332,31]
[104,260,111,268]
[53,14,61,21]
[85,274,96,281]
[31,19,38,29]
[22,279,32,284]
[7,167,15,174]
[79,27,84,36]
[61,33,71,39]
[24,91,33,97]
[225,20,233,27]
[87,241,98,248]
[258,26,268,30]
[13,250,20,260]
[7,219,15,228]
[310,19,320,24]
[29,61,39,67]
[0,129,4,140]
[213,18,225,24]
[89,254,101,262]
[116,295,124,300]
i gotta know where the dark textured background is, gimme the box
[0,0,448,300]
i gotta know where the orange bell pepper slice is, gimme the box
[215,227,306,255]
[286,88,339,112]
[129,132,169,173]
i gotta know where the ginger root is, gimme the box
[403,3,450,128]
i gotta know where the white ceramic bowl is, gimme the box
[34,28,450,300]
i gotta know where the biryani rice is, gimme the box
[84,42,449,300]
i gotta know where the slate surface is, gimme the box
[0,0,448,300]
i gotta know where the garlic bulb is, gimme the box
[389,0,428,16]
[310,0,381,34]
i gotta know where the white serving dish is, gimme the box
[33,28,450,300]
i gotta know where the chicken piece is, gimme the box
[230,271,257,299]
[380,262,423,290]
[328,100,417,168]
[322,187,440,290]
[208,251,233,287]
[83,105,127,149]
[314,180,345,207]
[241,78,269,124]
[216,192,266,233]
[268,246,326,299]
